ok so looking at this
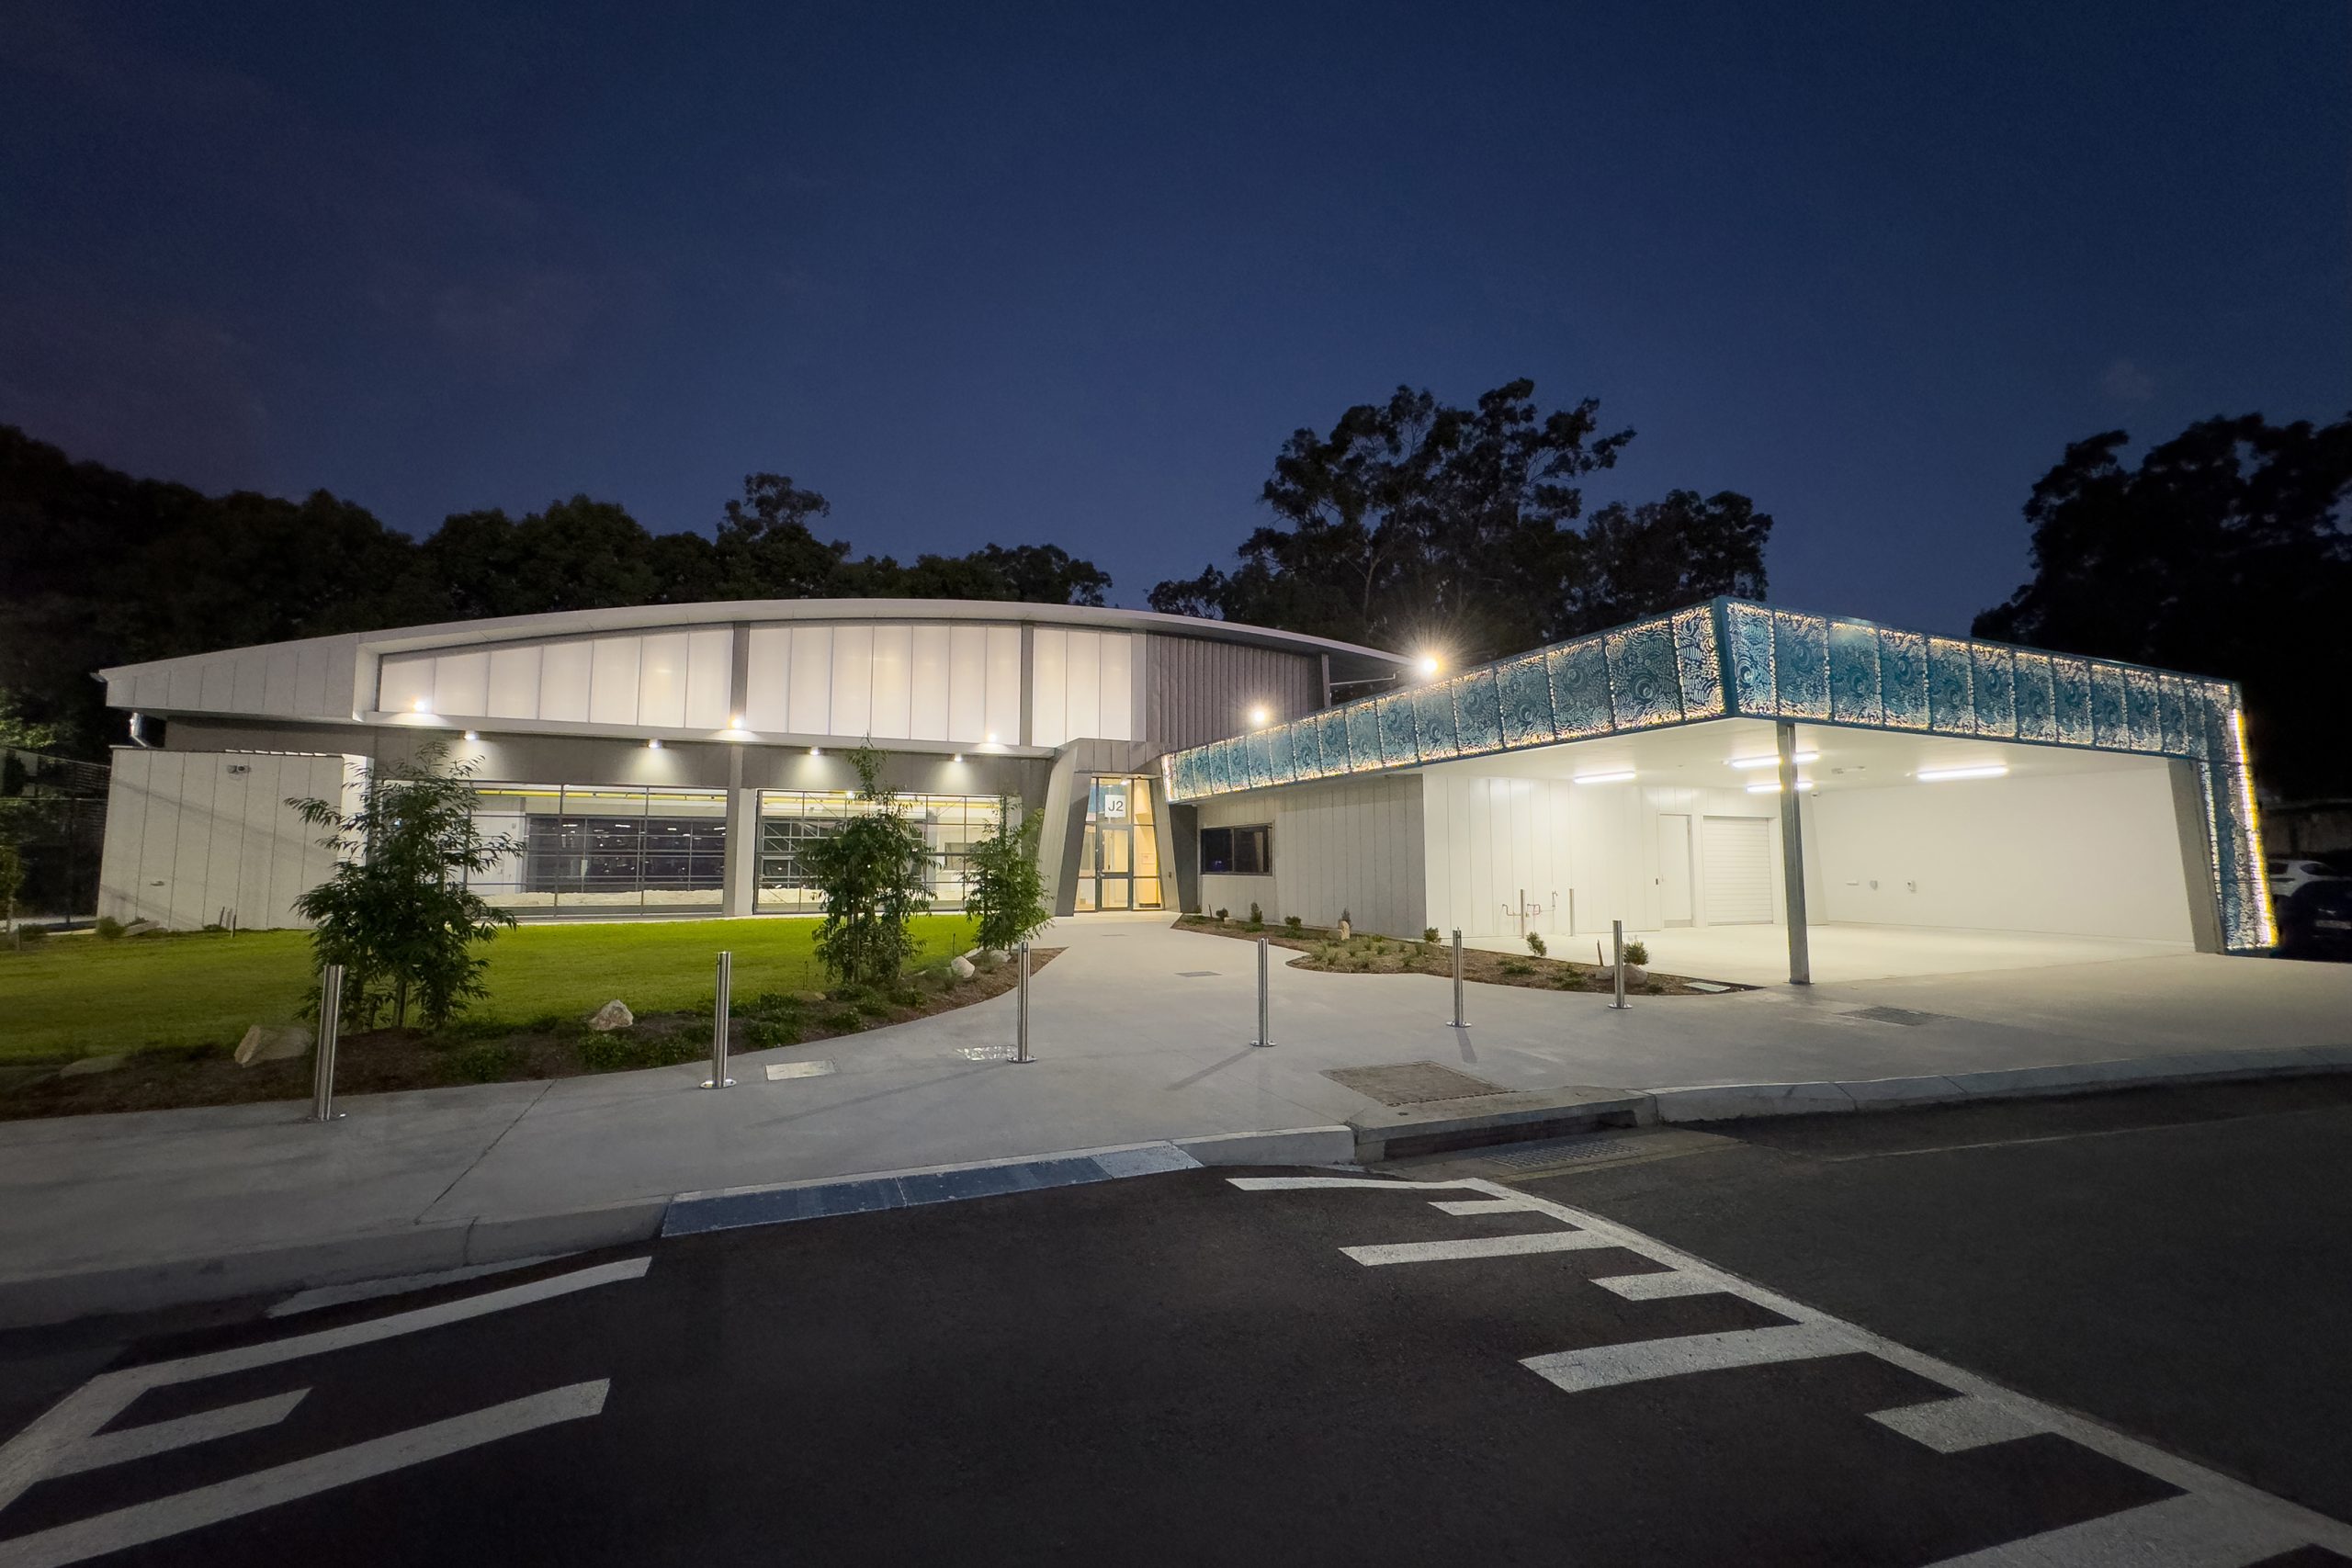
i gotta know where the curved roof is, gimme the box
[98,598,1408,684]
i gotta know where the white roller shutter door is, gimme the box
[1702,816,1773,925]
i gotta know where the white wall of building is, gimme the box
[1808,764,2195,942]
[1197,775,1426,937]
[98,749,356,930]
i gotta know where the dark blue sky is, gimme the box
[4,1,2345,638]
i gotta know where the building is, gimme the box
[1164,599,2273,982]
[93,600,1405,931]
[95,596,2271,985]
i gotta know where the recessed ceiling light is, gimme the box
[1916,764,2008,783]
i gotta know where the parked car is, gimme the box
[2275,876,2352,962]
[2267,856,2344,903]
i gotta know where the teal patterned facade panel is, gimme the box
[1772,614,1830,718]
[1826,620,1883,726]
[1878,629,1929,729]
[2124,671,2161,752]
[1672,608,1724,716]
[1927,638,1974,733]
[1316,708,1351,775]
[1497,655,1554,747]
[1547,638,1614,738]
[2052,658,2094,744]
[1158,596,2272,951]
[2089,664,2130,748]
[1724,601,1775,714]
[1412,682,1460,760]
[1374,693,1419,767]
[2013,654,2057,743]
[1266,724,1297,784]
[1453,669,1504,754]
[1970,645,2017,737]
[1607,623,1684,728]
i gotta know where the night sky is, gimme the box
[4,2,2344,639]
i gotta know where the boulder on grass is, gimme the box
[948,955,977,981]
[233,1024,311,1066]
[60,1054,126,1077]
[120,919,163,938]
[588,999,634,1032]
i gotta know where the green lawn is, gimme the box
[0,917,978,1062]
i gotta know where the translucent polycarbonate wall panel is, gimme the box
[1029,626,1139,746]
[379,629,742,733]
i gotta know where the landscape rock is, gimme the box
[233,1024,311,1066]
[1336,919,1351,942]
[949,955,977,980]
[60,1055,127,1077]
[120,919,163,937]
[587,999,635,1032]
[985,949,1011,964]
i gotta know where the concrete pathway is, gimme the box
[3,914,2348,1295]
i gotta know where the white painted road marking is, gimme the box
[1916,1492,2307,1566]
[1232,1176,2352,1556]
[268,1255,571,1318]
[0,1382,610,1568]
[0,1256,650,1547]
[1524,1323,1859,1393]
[1342,1231,1617,1266]
[1588,1268,1725,1301]
[1429,1197,1538,1215]
[46,1392,309,1479]
[1227,1177,1476,1191]
[1870,1395,2050,1455]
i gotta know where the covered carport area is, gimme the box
[1421,716,2216,985]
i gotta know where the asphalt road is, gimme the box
[1,1077,2347,1566]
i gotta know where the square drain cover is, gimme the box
[1324,1062,1506,1106]
[956,1045,1018,1061]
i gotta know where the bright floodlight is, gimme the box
[1916,764,2008,783]
[1417,653,1442,679]
[1249,705,1270,727]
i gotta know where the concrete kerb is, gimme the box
[1644,1044,2352,1125]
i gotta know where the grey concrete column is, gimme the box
[721,745,756,918]
[1776,720,1811,986]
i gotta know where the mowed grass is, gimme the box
[0,916,978,1062]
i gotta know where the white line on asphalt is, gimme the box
[45,1393,309,1479]
[1227,1177,1477,1191]
[0,1257,650,1517]
[1429,1198,1538,1215]
[1869,1395,2049,1455]
[1523,1323,1859,1393]
[1913,1491,2308,1566]
[268,1255,571,1317]
[1343,1232,1617,1266]
[1458,1179,2352,1555]
[0,1382,610,1568]
[1588,1269,1725,1301]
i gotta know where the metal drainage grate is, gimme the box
[1484,1133,1637,1168]
[956,1044,1018,1061]
[1846,1006,1948,1027]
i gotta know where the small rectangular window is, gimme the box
[1203,823,1272,876]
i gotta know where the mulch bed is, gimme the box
[0,949,1060,1122]
[1174,917,1732,997]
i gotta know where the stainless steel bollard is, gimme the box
[1448,929,1466,1028]
[311,964,345,1122]
[1250,934,1273,1047]
[1610,919,1629,1010]
[703,950,735,1088]
[1013,941,1034,1064]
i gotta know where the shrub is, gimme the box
[8,923,46,948]
[1246,902,1263,929]
[94,916,125,940]
[966,796,1049,953]
[447,1043,516,1083]
[1501,959,1533,976]
[1422,927,1439,943]
[1215,908,1228,921]
[1526,932,1547,958]
[578,1029,703,1073]
[743,1019,801,1049]
[1283,913,1303,932]
[821,1006,864,1032]
[800,743,933,992]
[1624,939,1651,966]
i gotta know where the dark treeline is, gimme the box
[0,427,1110,756]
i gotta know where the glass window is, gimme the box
[468,784,726,917]
[756,788,1006,912]
[1200,823,1272,876]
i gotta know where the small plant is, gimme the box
[7,923,46,948]
[94,916,125,940]
[1624,939,1651,966]
[965,795,1050,953]
[1215,908,1229,921]
[1246,901,1263,929]
[801,742,934,991]
[446,1043,516,1084]
[821,1005,864,1032]
[743,1019,801,1049]
[1283,914,1303,933]
[1526,932,1547,958]
[1501,958,1533,976]
[1422,927,1439,943]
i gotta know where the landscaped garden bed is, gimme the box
[0,919,1056,1121]
[1174,913,1736,997]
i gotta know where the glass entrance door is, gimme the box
[1074,776,1162,912]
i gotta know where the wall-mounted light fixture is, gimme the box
[463,730,479,741]
[412,698,433,715]
[647,739,662,750]
[809,746,822,757]
[1915,764,2007,783]
[1417,653,1442,680]
[1573,769,1636,784]
[1248,705,1270,728]
[1728,750,1816,770]
[952,753,964,763]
